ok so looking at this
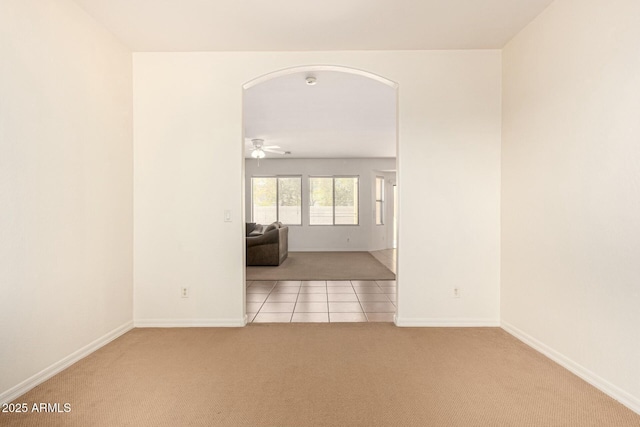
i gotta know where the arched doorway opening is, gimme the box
[241,65,399,324]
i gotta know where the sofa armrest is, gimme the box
[246,228,280,247]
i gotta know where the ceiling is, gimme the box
[72,0,554,159]
[244,70,396,159]
[72,0,554,51]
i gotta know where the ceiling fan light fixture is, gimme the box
[251,148,265,159]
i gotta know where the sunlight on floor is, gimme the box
[370,248,396,274]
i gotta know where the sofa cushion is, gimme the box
[248,224,264,236]
[264,222,279,232]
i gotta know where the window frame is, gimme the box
[375,176,385,226]
[308,175,360,226]
[251,175,303,226]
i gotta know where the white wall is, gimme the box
[134,51,501,327]
[0,0,133,401]
[245,158,395,251]
[502,0,640,412]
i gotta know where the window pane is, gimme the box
[376,177,384,225]
[375,177,383,201]
[252,177,277,224]
[309,177,333,225]
[375,177,384,225]
[278,177,302,225]
[335,177,358,225]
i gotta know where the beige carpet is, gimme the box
[3,325,639,427]
[246,251,396,281]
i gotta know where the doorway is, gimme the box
[242,66,399,324]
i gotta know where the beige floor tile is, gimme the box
[297,293,328,302]
[329,312,367,322]
[300,281,326,287]
[376,280,396,287]
[249,283,275,288]
[328,302,363,313]
[350,280,378,286]
[253,313,292,323]
[365,313,395,322]
[276,280,302,286]
[270,287,300,294]
[356,294,392,302]
[291,313,329,323]
[326,280,351,286]
[246,288,272,294]
[266,293,298,303]
[327,293,359,302]
[260,302,295,313]
[252,280,277,287]
[354,286,383,294]
[360,302,396,313]
[294,302,328,313]
[299,287,327,294]
[246,302,264,312]
[246,294,268,303]
[327,287,355,294]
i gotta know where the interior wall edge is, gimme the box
[0,321,134,405]
[501,321,640,415]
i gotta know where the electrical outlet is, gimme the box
[453,288,460,298]
[181,287,189,298]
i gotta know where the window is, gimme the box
[251,176,301,225]
[309,176,359,225]
[277,177,302,225]
[309,177,333,225]
[375,176,384,225]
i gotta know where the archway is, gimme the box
[242,65,399,325]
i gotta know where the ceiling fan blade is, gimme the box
[263,148,286,154]
[263,145,281,149]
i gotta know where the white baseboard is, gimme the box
[134,318,246,327]
[501,320,640,415]
[395,317,500,327]
[0,320,134,405]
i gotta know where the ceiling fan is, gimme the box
[247,138,285,158]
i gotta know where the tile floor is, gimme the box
[246,280,397,323]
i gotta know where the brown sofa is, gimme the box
[246,222,289,266]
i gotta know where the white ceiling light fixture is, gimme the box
[249,138,285,159]
[305,76,317,86]
[251,148,265,159]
